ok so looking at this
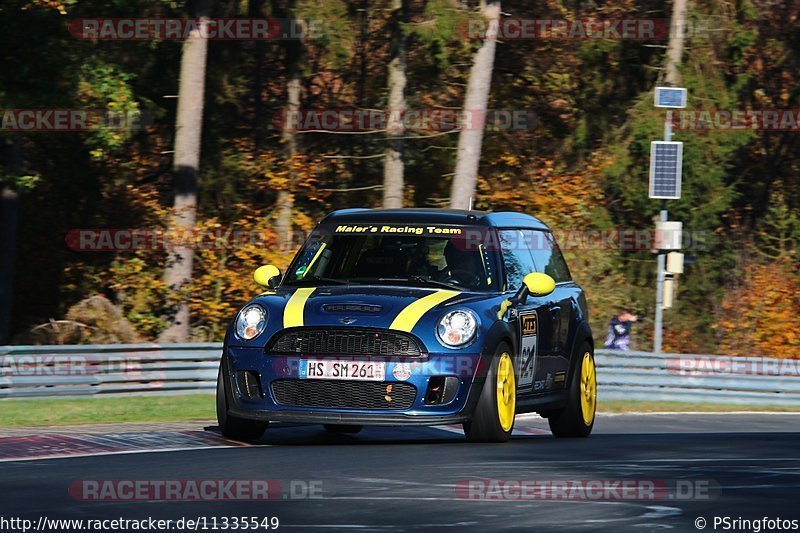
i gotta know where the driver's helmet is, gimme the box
[385,235,423,250]
[443,240,482,275]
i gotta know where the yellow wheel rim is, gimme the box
[580,352,597,426]
[496,352,516,432]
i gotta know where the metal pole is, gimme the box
[653,110,674,353]
[654,209,668,353]
[665,110,673,142]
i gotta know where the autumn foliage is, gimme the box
[1,0,798,358]
[715,259,800,359]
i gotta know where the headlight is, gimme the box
[235,304,267,341]
[437,309,478,348]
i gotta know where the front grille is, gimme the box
[268,328,423,356]
[271,379,416,410]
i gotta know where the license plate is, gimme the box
[299,360,386,381]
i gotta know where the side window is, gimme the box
[547,233,572,282]
[293,239,329,279]
[498,230,537,291]
[523,230,572,282]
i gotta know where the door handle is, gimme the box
[549,305,561,316]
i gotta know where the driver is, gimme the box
[436,240,484,289]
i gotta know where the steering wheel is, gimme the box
[442,269,481,288]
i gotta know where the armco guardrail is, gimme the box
[1,344,798,405]
[0,343,222,399]
[595,349,800,406]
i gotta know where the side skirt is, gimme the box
[515,391,570,415]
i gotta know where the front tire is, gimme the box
[216,360,268,441]
[463,343,516,443]
[548,342,596,438]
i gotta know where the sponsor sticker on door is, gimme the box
[518,311,538,389]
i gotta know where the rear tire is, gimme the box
[548,342,596,438]
[323,424,363,434]
[463,343,516,443]
[216,360,268,441]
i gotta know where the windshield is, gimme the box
[284,223,501,292]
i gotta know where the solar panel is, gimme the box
[654,87,687,108]
[649,141,683,199]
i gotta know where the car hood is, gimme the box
[229,284,505,349]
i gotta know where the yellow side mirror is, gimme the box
[253,265,281,288]
[523,272,555,297]
[498,272,557,319]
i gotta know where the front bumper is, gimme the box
[223,346,488,426]
[226,407,473,426]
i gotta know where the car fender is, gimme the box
[566,319,593,387]
[472,318,518,385]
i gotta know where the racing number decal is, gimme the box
[518,311,538,390]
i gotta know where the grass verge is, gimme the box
[0,395,215,427]
[2,396,799,428]
[598,400,800,413]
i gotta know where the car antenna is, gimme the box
[468,196,474,211]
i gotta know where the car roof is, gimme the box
[321,208,551,230]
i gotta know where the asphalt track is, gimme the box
[1,413,799,532]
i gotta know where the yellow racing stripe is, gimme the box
[389,290,460,332]
[284,287,316,328]
[302,242,327,278]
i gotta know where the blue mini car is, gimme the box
[217,208,596,442]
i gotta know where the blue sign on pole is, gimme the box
[655,87,687,108]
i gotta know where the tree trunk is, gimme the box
[449,0,500,210]
[250,0,266,150]
[276,36,302,252]
[159,0,210,343]
[0,137,21,344]
[0,184,19,345]
[665,0,688,85]
[382,0,409,209]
